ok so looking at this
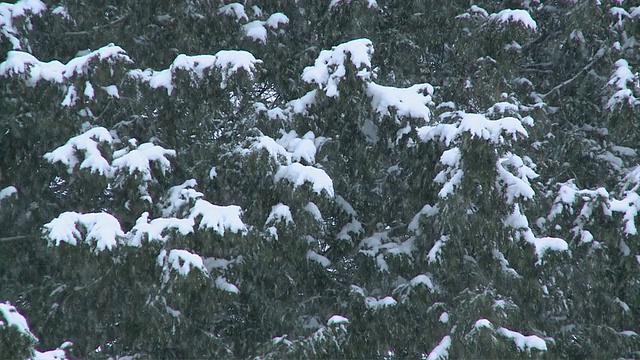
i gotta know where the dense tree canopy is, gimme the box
[1,0,640,358]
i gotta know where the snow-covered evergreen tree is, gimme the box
[1,0,639,358]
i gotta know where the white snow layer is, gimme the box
[44,211,125,252]
[496,327,547,351]
[266,203,294,225]
[129,50,262,94]
[0,302,70,359]
[45,127,176,180]
[302,38,373,97]
[307,250,331,267]
[189,199,247,235]
[275,163,334,197]
[300,38,434,121]
[242,21,268,43]
[0,0,47,50]
[426,335,452,360]
[367,82,433,120]
[427,235,449,263]
[474,318,493,329]
[111,142,176,180]
[128,212,194,247]
[242,13,289,43]
[327,315,349,326]
[304,202,323,222]
[359,231,414,269]
[507,204,569,263]
[365,296,397,310]
[606,59,639,109]
[33,348,68,360]
[218,3,248,22]
[434,148,464,198]
[215,276,240,293]
[408,204,439,233]
[418,112,529,146]
[160,179,203,217]
[490,9,537,30]
[497,153,538,204]
[409,274,435,291]
[0,186,17,200]
[247,130,320,166]
[0,44,131,86]
[158,248,207,278]
[44,127,114,176]
[0,302,38,341]
[45,192,246,249]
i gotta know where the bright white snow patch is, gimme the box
[44,127,114,176]
[0,302,38,341]
[497,153,538,203]
[0,186,17,200]
[408,204,439,233]
[129,50,262,94]
[337,219,363,241]
[215,276,240,293]
[45,129,177,181]
[365,296,397,310]
[266,12,289,28]
[435,148,463,198]
[189,199,246,235]
[532,236,569,259]
[266,203,294,225]
[474,318,493,329]
[275,163,334,197]
[427,235,449,263]
[457,113,528,143]
[160,179,203,217]
[327,315,349,326]
[278,130,318,164]
[112,142,176,181]
[0,0,47,50]
[287,90,318,115]
[304,202,323,222]
[490,9,537,30]
[302,38,373,97]
[101,85,119,98]
[218,3,248,22]
[242,13,289,44]
[44,211,125,252]
[367,82,433,120]
[507,204,569,263]
[426,335,452,360]
[409,274,435,291]
[157,249,208,281]
[128,212,194,247]
[33,347,68,360]
[242,21,267,43]
[606,59,639,109]
[496,327,547,352]
[439,312,449,324]
[1,44,131,86]
[307,250,331,267]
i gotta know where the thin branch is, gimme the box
[540,47,606,99]
[64,15,129,36]
[0,234,36,242]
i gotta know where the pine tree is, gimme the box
[1,1,639,359]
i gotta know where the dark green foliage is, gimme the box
[1,0,640,359]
